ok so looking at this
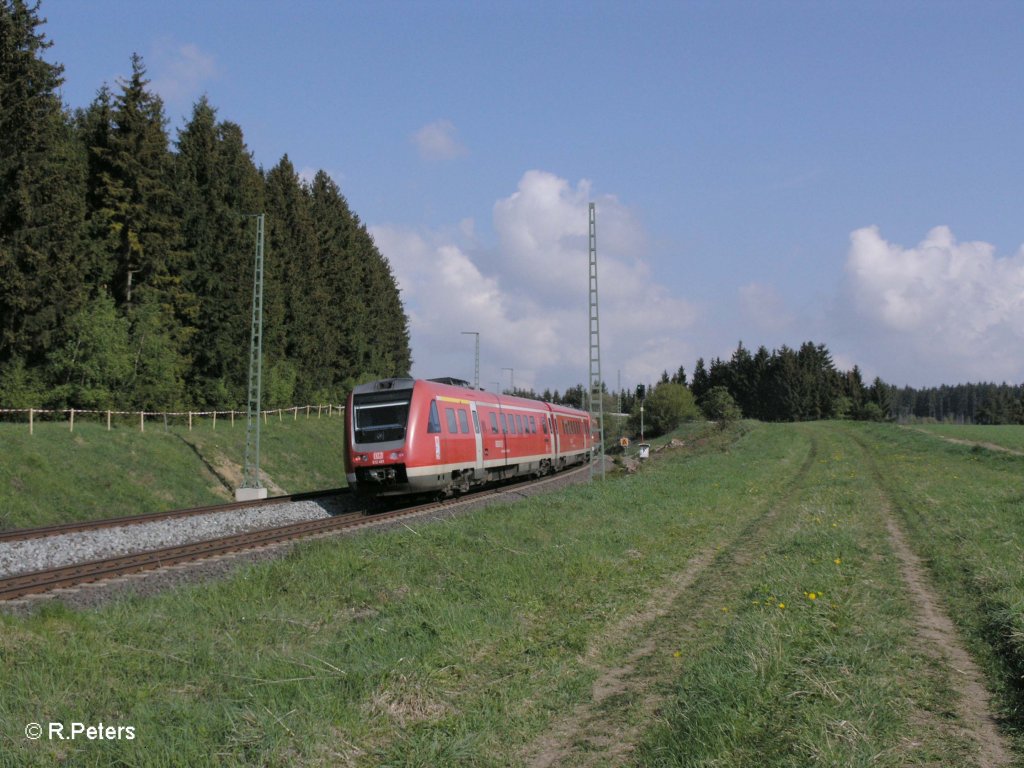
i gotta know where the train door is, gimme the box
[543,411,555,463]
[469,402,485,479]
[497,406,511,464]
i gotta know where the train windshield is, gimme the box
[352,393,411,444]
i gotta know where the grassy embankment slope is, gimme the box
[0,414,349,530]
[1,421,1022,766]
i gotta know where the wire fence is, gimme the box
[0,404,345,435]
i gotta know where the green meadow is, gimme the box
[1,421,1022,766]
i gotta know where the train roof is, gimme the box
[351,377,589,417]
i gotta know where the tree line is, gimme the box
[887,382,1024,425]
[688,341,889,423]
[0,1,411,412]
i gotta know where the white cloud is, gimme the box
[844,225,1024,383]
[411,119,468,161]
[372,170,697,392]
[149,40,218,110]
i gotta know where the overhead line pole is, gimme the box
[588,203,605,480]
[462,331,480,388]
[237,213,268,501]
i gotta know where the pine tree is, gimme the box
[308,170,367,394]
[690,358,710,402]
[75,86,119,289]
[175,100,263,405]
[0,0,88,368]
[264,155,320,403]
[98,55,188,315]
[351,221,411,379]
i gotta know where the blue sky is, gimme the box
[41,0,1024,392]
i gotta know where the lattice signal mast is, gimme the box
[237,213,267,501]
[588,203,605,480]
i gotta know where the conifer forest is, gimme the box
[0,1,411,412]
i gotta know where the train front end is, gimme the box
[345,378,416,495]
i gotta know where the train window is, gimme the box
[458,409,470,434]
[501,413,508,433]
[542,417,548,435]
[510,415,517,435]
[490,413,499,433]
[445,407,458,433]
[428,401,441,433]
[472,410,480,434]
[529,415,536,433]
[516,414,523,434]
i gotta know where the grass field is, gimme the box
[1,421,1022,766]
[0,413,349,530]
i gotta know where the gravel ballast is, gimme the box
[0,497,351,579]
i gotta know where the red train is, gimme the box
[345,377,593,496]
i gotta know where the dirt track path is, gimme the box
[854,433,1014,767]
[523,427,1015,767]
[523,433,821,767]
[903,426,1024,457]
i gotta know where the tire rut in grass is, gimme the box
[523,430,820,768]
[849,430,1014,768]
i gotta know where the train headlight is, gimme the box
[388,450,405,461]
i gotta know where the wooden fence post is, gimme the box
[140,411,145,432]
[29,408,33,436]
[107,411,112,431]
[70,408,75,432]
[188,411,193,431]
[213,411,217,430]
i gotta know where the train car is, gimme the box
[345,377,593,497]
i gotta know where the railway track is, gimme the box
[0,467,589,602]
